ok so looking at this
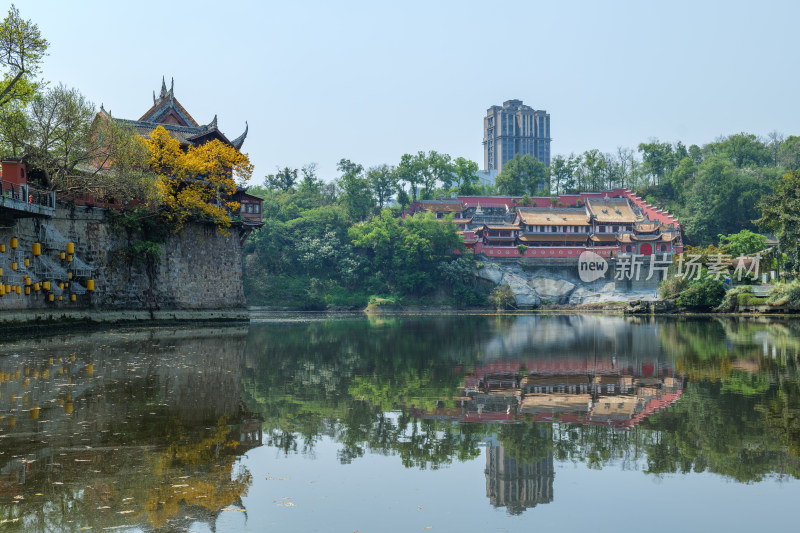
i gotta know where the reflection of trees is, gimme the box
[0,327,253,532]
[0,418,252,532]
[243,316,800,484]
[242,318,485,466]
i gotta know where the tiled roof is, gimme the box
[419,200,463,213]
[519,234,588,243]
[516,207,589,225]
[586,197,639,223]
[590,234,617,242]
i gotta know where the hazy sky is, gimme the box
[13,0,800,182]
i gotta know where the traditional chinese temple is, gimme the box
[407,188,683,260]
[98,78,263,242]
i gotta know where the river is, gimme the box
[1,313,799,532]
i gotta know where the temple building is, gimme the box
[98,77,262,243]
[407,188,683,259]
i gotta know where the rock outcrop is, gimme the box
[476,258,659,307]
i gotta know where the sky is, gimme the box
[12,0,800,183]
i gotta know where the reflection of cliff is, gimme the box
[485,437,554,515]
[416,355,682,430]
[0,326,257,531]
[477,315,667,361]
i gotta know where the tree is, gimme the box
[452,156,479,194]
[705,133,772,168]
[366,164,396,209]
[0,4,48,108]
[758,171,800,271]
[299,162,322,193]
[718,230,767,257]
[266,166,298,191]
[427,151,455,192]
[778,136,800,171]
[147,125,253,232]
[396,153,423,201]
[495,154,546,195]
[682,157,770,245]
[638,140,675,186]
[337,158,374,221]
[549,155,571,195]
[582,149,607,190]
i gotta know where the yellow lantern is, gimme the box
[4,284,10,293]
[24,287,30,295]
[32,243,41,256]
[0,243,5,252]
[0,286,4,296]
[11,262,17,270]
[87,280,95,291]
[60,252,65,260]
[59,283,64,290]
[43,281,50,291]
[68,272,73,279]
[67,254,73,262]
[10,237,17,249]
[0,267,3,276]
[66,242,75,255]
[70,294,76,302]
[33,283,39,291]
[30,406,39,420]
[15,286,21,295]
[24,258,29,267]
[58,295,62,301]
[48,294,54,302]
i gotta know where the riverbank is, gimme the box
[0,308,249,336]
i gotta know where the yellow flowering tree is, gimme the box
[146,125,253,232]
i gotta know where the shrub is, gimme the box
[717,286,761,312]
[767,282,800,309]
[516,244,529,254]
[676,277,725,309]
[488,284,516,310]
[659,275,688,300]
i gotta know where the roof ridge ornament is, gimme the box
[160,76,167,99]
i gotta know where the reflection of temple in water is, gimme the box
[413,354,682,429]
[484,436,554,515]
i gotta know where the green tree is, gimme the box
[0,4,48,108]
[337,158,374,221]
[495,154,546,195]
[778,135,800,171]
[266,166,298,191]
[396,153,423,201]
[718,229,767,257]
[452,156,479,194]
[366,164,396,209]
[758,171,800,271]
[705,133,772,168]
[682,157,770,245]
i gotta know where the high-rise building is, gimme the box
[483,99,551,172]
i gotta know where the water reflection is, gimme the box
[1,314,800,530]
[242,315,800,513]
[0,327,260,531]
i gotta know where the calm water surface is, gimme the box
[1,314,800,532]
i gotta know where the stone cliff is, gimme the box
[475,258,659,306]
[0,206,245,312]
